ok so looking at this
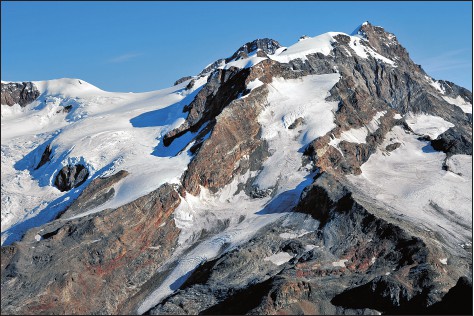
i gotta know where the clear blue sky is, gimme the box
[1,1,472,92]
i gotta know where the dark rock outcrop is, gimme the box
[1,82,41,106]
[1,183,181,314]
[35,144,52,170]
[431,127,473,156]
[57,170,129,219]
[174,76,193,86]
[225,38,281,63]
[54,164,89,192]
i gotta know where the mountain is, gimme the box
[1,22,472,315]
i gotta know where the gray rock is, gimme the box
[54,164,89,192]
[1,82,40,106]
[174,76,193,86]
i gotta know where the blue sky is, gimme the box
[1,1,472,92]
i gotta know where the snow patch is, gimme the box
[443,95,472,114]
[246,79,264,91]
[224,56,267,70]
[304,244,318,251]
[405,113,454,139]
[264,252,293,265]
[332,259,348,267]
[329,111,386,149]
[269,32,340,63]
[439,258,448,265]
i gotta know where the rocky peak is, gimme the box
[225,38,281,62]
[355,21,412,65]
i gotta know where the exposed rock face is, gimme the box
[54,164,90,192]
[225,38,282,62]
[1,182,181,314]
[431,127,473,156]
[1,82,41,106]
[34,144,52,170]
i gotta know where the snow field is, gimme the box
[1,77,208,244]
[348,125,472,245]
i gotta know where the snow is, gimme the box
[405,113,454,139]
[349,37,395,66]
[32,78,104,97]
[269,32,341,63]
[425,73,473,114]
[246,78,264,91]
[1,76,208,244]
[393,113,403,119]
[348,125,472,246]
[329,110,386,149]
[332,259,348,267]
[279,229,313,239]
[136,73,340,314]
[270,31,395,66]
[443,95,473,114]
[264,252,293,265]
[304,244,318,251]
[254,74,340,189]
[224,56,267,70]
[445,154,471,176]
[427,77,446,94]
[439,258,448,265]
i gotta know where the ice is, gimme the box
[405,113,454,139]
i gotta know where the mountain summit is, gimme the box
[1,23,472,315]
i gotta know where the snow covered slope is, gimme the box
[1,77,207,244]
